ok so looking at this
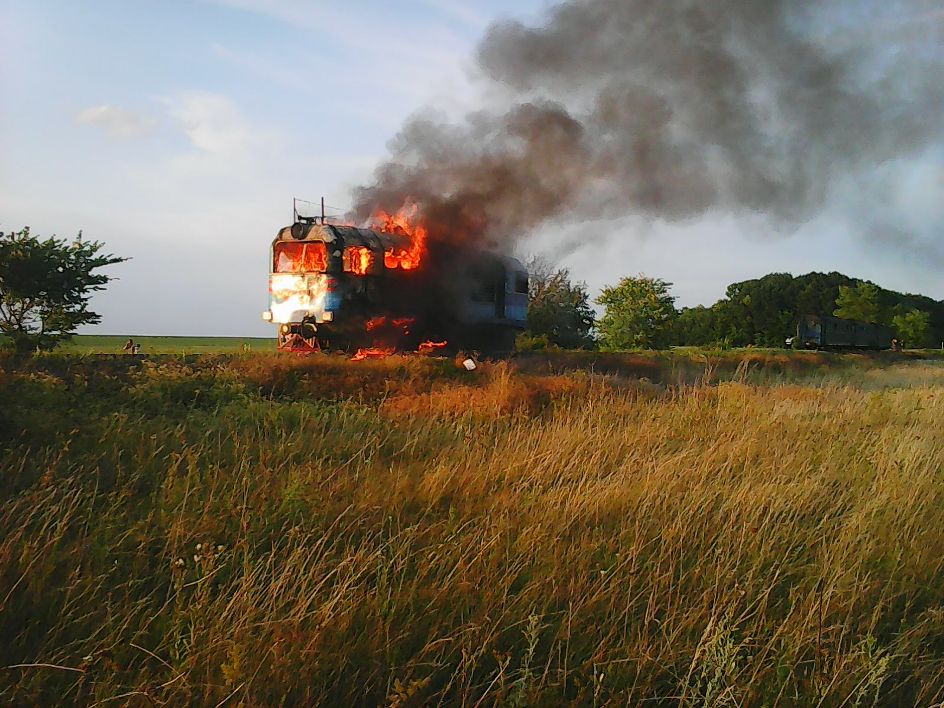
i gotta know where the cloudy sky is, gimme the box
[2,1,942,336]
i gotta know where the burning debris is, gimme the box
[349,339,450,362]
[351,347,395,362]
[365,315,415,336]
[418,340,448,354]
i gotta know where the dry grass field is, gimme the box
[2,350,944,705]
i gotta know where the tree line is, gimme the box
[524,263,943,351]
[3,226,939,354]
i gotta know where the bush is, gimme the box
[515,332,557,352]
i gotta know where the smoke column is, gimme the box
[351,0,943,253]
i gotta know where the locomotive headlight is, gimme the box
[280,324,290,334]
[322,311,333,322]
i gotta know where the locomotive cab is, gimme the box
[263,218,528,354]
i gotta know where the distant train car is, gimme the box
[262,220,528,353]
[790,314,893,350]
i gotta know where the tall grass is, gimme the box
[1,354,944,704]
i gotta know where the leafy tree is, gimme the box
[667,271,944,348]
[721,273,798,346]
[712,272,858,346]
[891,309,931,348]
[0,227,126,353]
[596,275,677,350]
[524,257,595,349]
[833,282,881,323]
[671,306,726,348]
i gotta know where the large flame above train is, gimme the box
[373,205,428,271]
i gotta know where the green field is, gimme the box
[60,335,276,354]
[3,350,944,704]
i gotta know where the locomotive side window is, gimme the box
[470,278,497,303]
[514,272,529,294]
[343,246,373,275]
[273,242,328,273]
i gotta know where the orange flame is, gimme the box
[418,340,448,354]
[351,347,395,361]
[344,246,373,275]
[273,241,328,273]
[374,204,427,271]
[364,316,415,334]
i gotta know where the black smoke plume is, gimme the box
[351,0,943,252]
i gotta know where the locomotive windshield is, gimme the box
[273,241,328,273]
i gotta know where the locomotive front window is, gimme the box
[273,242,328,273]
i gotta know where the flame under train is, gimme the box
[262,217,528,354]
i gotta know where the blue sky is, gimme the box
[2,1,942,336]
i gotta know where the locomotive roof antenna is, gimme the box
[292,196,325,225]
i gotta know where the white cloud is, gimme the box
[162,91,256,157]
[75,104,153,138]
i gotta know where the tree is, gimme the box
[669,272,858,347]
[0,227,126,353]
[665,271,944,348]
[524,257,595,349]
[891,309,931,348]
[670,306,724,347]
[596,275,677,351]
[833,282,881,323]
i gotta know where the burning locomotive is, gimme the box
[261,209,528,354]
